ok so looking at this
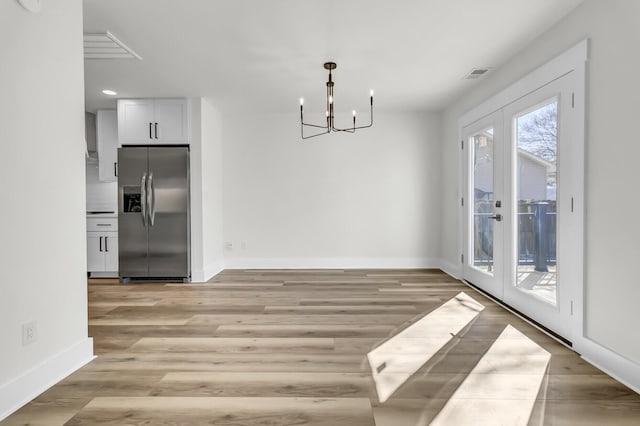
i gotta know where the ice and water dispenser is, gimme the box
[122,186,142,213]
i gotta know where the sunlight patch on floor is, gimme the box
[367,292,485,403]
[430,324,551,426]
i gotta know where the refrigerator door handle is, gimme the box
[140,173,148,227]
[148,172,156,226]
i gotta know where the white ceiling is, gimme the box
[83,0,584,114]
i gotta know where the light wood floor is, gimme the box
[3,269,640,425]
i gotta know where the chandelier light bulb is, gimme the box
[329,96,333,104]
[370,89,374,97]
[352,110,356,117]
[300,98,304,106]
[326,110,329,117]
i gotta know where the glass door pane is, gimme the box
[514,99,558,306]
[471,128,495,275]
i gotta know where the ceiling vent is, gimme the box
[464,68,491,80]
[83,31,142,60]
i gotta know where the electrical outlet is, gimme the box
[22,321,37,346]
[225,241,233,251]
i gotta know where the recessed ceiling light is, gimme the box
[102,90,117,96]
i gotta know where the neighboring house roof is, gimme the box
[517,148,556,172]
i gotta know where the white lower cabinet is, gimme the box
[87,217,118,277]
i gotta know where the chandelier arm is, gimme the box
[331,103,373,131]
[351,122,373,130]
[302,122,331,129]
[351,104,374,129]
[301,127,331,140]
[330,122,355,132]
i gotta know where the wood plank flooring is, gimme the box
[3,269,640,425]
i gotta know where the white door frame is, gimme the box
[458,40,587,343]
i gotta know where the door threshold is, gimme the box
[462,279,573,349]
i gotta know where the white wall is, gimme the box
[190,99,204,279]
[0,0,93,418]
[190,98,224,282]
[201,98,225,278]
[440,0,640,384]
[222,111,441,268]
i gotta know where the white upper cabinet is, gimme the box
[117,99,154,144]
[155,99,190,143]
[96,109,118,182]
[117,98,190,145]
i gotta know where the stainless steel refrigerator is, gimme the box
[118,146,190,280]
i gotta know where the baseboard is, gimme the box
[191,269,205,282]
[0,337,95,421]
[191,260,225,282]
[439,260,461,279]
[575,336,640,395]
[223,257,441,270]
[203,260,225,281]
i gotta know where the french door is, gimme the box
[463,72,579,340]
[462,110,505,299]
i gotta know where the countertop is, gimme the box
[87,211,117,219]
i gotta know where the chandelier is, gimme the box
[299,62,374,139]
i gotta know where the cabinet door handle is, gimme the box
[105,236,109,252]
[99,236,103,252]
[114,162,118,177]
[155,122,158,139]
[149,122,153,139]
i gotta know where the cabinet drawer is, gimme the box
[87,217,118,231]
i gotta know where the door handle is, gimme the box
[105,236,108,252]
[154,122,158,139]
[149,122,153,139]
[114,162,118,177]
[489,214,503,221]
[148,172,155,226]
[99,236,103,252]
[141,173,148,227]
